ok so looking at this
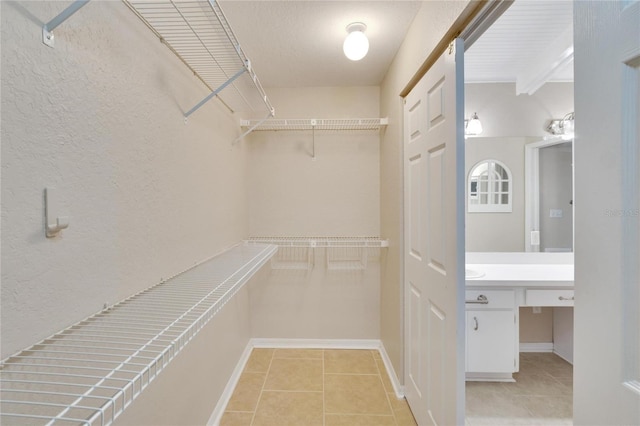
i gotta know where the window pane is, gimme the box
[470,180,478,196]
[495,164,508,179]
[471,163,489,177]
[502,181,509,191]
[502,194,509,204]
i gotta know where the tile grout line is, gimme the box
[249,349,275,426]
[374,349,400,426]
[322,349,326,426]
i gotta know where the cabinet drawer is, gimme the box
[525,289,574,306]
[465,290,515,309]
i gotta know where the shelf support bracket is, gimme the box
[42,0,91,48]
[233,111,275,144]
[184,67,247,120]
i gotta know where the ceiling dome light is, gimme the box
[343,22,369,61]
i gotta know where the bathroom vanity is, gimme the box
[465,252,574,381]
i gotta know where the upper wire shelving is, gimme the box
[123,0,275,125]
[240,118,388,132]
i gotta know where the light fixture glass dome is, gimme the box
[466,112,483,136]
[343,23,369,61]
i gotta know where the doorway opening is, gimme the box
[463,0,575,423]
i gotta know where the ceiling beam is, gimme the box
[516,27,573,96]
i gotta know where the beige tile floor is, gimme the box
[220,348,417,426]
[466,352,573,426]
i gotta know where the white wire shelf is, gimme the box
[0,243,276,426]
[123,0,274,120]
[247,236,389,248]
[239,118,389,132]
[246,237,388,271]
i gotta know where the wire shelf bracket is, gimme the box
[184,67,246,120]
[42,0,91,47]
[123,0,275,123]
[0,243,276,426]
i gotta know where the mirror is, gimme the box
[465,136,574,253]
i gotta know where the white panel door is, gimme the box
[573,1,640,424]
[403,39,465,426]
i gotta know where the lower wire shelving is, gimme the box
[0,243,276,426]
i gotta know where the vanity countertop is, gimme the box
[465,252,574,288]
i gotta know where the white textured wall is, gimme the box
[246,86,381,339]
[249,250,381,340]
[1,2,249,359]
[247,86,380,236]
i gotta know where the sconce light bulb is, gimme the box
[466,112,483,136]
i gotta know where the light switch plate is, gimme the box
[550,209,563,218]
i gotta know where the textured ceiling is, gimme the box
[219,0,574,89]
[219,0,422,88]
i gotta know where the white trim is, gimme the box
[378,342,405,399]
[466,372,515,382]
[207,338,406,425]
[524,136,574,252]
[207,342,255,426]
[249,338,381,350]
[519,342,554,352]
[553,348,574,365]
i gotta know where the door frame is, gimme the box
[524,136,575,252]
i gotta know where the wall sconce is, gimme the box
[343,22,369,61]
[465,112,483,136]
[546,112,574,139]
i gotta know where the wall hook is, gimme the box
[45,187,69,238]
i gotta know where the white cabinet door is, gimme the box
[466,310,516,373]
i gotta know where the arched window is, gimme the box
[468,159,512,212]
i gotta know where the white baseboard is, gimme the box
[378,342,405,399]
[250,338,381,350]
[207,338,405,425]
[466,372,515,382]
[553,349,574,365]
[207,342,254,426]
[519,342,554,352]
